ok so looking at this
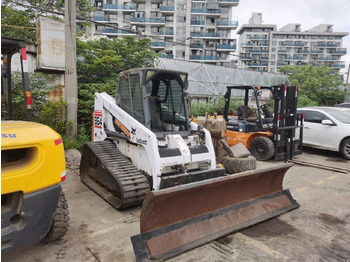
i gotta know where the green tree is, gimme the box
[7,72,59,120]
[280,64,347,106]
[1,5,36,43]
[191,98,243,117]
[76,36,159,126]
[1,0,94,44]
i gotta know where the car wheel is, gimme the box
[249,136,275,161]
[340,137,350,160]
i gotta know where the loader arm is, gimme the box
[93,92,162,189]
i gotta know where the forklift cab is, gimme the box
[224,85,274,132]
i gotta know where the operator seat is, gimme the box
[238,105,257,122]
[238,105,251,120]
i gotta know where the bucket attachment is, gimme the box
[131,163,298,261]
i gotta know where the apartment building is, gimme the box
[89,0,239,64]
[238,13,348,73]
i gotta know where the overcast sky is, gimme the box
[232,0,350,78]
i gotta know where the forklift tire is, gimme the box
[41,190,70,244]
[250,136,275,161]
[340,137,350,160]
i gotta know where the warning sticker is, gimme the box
[94,110,102,129]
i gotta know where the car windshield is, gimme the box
[324,109,350,124]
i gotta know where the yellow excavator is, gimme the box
[79,68,299,261]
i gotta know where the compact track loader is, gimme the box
[79,68,299,261]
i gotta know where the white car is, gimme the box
[297,107,350,160]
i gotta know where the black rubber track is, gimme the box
[80,141,150,210]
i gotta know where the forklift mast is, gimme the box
[1,37,32,120]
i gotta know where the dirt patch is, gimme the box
[319,213,345,225]
[241,218,298,238]
[216,236,233,245]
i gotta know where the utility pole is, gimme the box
[65,0,78,140]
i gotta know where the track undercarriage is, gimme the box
[80,141,151,210]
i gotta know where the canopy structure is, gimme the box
[156,58,290,98]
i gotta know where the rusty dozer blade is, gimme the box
[131,163,299,261]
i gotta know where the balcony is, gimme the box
[241,43,254,47]
[101,28,136,36]
[250,36,268,40]
[159,30,174,36]
[293,57,306,60]
[191,9,221,17]
[250,49,268,53]
[317,43,340,48]
[311,50,323,54]
[316,57,336,61]
[285,42,305,47]
[278,50,288,53]
[92,16,108,22]
[151,42,165,49]
[218,0,239,6]
[133,0,162,2]
[299,50,309,54]
[130,17,165,25]
[332,48,346,55]
[217,20,238,29]
[249,63,268,67]
[191,20,205,26]
[160,53,174,59]
[159,6,175,13]
[217,44,236,51]
[189,55,221,61]
[102,4,136,12]
[240,56,252,60]
[190,44,204,49]
[331,63,345,68]
[190,32,220,38]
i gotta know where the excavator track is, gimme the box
[80,141,150,210]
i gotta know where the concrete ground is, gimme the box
[3,147,350,262]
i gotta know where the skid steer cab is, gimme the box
[80,68,299,261]
[1,37,69,255]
